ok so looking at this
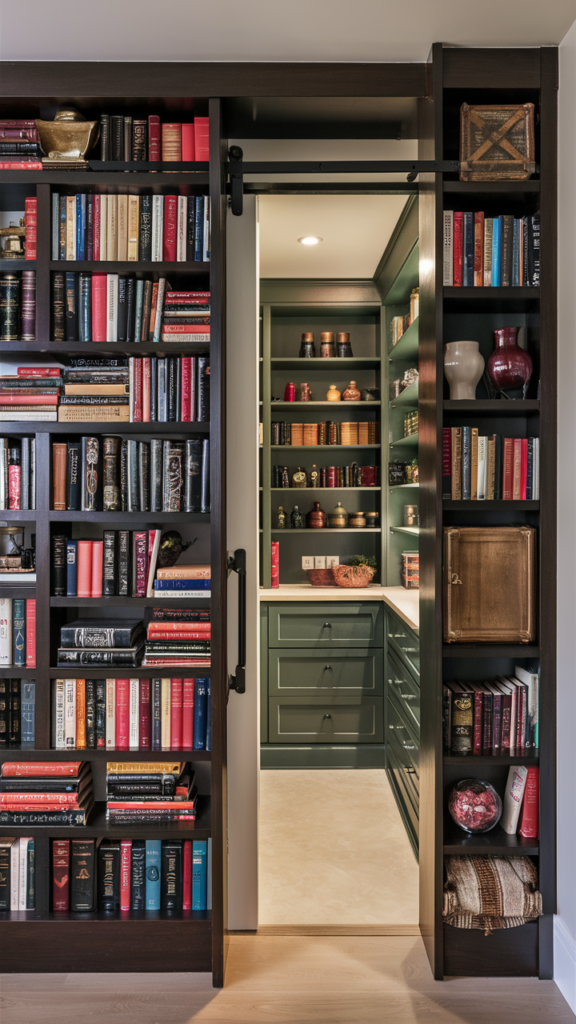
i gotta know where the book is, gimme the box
[501,766,528,834]
[192,840,207,910]
[52,839,70,911]
[98,839,120,912]
[145,840,161,910]
[518,766,539,838]
[71,839,96,911]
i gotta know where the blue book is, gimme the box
[153,579,211,591]
[462,212,474,286]
[12,599,25,667]
[66,540,78,596]
[192,840,207,910]
[133,279,144,343]
[203,196,210,261]
[21,682,35,748]
[158,358,167,422]
[151,678,161,751]
[207,837,212,910]
[205,679,211,751]
[512,219,521,287]
[145,840,162,910]
[86,194,94,261]
[492,216,502,286]
[150,357,158,421]
[26,839,34,909]
[79,273,92,342]
[52,193,60,260]
[194,196,203,262]
[76,194,86,260]
[59,196,67,260]
[193,679,208,749]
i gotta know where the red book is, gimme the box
[91,540,103,598]
[132,359,142,423]
[194,117,210,162]
[183,678,194,749]
[148,621,211,633]
[182,839,192,910]
[161,323,211,334]
[453,211,463,286]
[163,195,178,261]
[519,766,539,838]
[24,197,37,259]
[327,466,336,487]
[165,291,210,303]
[471,686,483,755]
[271,541,279,589]
[502,438,513,499]
[442,427,452,498]
[139,678,151,751]
[3,802,81,812]
[77,540,93,599]
[17,367,60,377]
[149,631,211,641]
[8,465,20,509]
[512,438,522,499]
[0,791,80,805]
[115,679,130,751]
[0,162,42,170]
[181,356,191,421]
[107,800,196,810]
[1,761,83,776]
[182,124,195,161]
[0,393,58,405]
[91,274,108,342]
[142,357,151,422]
[491,690,502,755]
[500,690,512,753]
[94,194,101,261]
[52,840,70,911]
[133,532,148,596]
[170,678,183,750]
[25,598,35,667]
[148,115,161,161]
[473,211,484,287]
[482,692,492,755]
[520,438,528,499]
[120,839,132,911]
[517,684,527,756]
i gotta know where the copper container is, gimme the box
[327,501,347,528]
[336,332,353,357]
[299,332,315,357]
[348,511,367,528]
[306,501,327,528]
[320,331,335,357]
[365,511,380,528]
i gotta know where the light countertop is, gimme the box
[258,584,419,632]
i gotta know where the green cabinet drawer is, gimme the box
[387,610,420,682]
[268,602,383,648]
[268,648,383,696]
[387,696,419,777]
[387,743,419,854]
[387,648,420,732]
[268,695,384,744]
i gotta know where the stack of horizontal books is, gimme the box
[105,760,198,826]
[152,562,211,602]
[56,619,145,667]
[0,760,93,825]
[58,362,129,423]
[0,368,60,422]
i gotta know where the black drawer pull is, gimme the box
[323,622,332,629]
[323,713,332,720]
[324,664,333,671]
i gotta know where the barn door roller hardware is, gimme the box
[227,146,459,214]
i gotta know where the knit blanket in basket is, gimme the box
[443,855,543,934]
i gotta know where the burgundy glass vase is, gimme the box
[487,327,533,398]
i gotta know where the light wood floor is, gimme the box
[1,934,574,1024]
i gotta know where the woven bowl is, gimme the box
[332,564,376,588]
[305,568,336,587]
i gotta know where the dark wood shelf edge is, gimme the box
[443,180,540,193]
[443,645,540,657]
[443,500,539,509]
[48,261,210,272]
[443,400,540,412]
[0,749,212,760]
[443,755,539,765]
[443,286,540,299]
[0,910,212,924]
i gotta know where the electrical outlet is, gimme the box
[326,555,340,568]
[314,556,326,569]
[302,556,314,570]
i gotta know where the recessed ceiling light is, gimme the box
[298,236,323,246]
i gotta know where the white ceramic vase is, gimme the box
[444,341,485,400]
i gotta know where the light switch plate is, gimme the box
[326,555,340,568]
[302,556,314,570]
[314,556,326,569]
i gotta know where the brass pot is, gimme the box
[306,501,327,528]
[36,108,100,165]
[327,502,347,528]
[348,511,367,528]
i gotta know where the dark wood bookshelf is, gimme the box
[419,43,556,980]
[0,73,227,984]
[443,755,539,766]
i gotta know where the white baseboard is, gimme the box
[555,915,576,1014]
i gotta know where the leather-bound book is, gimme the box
[100,114,110,160]
[161,123,182,162]
[70,839,96,912]
[148,115,161,162]
[118,531,130,597]
[197,356,210,422]
[98,840,120,912]
[53,272,65,341]
[91,273,107,343]
[102,435,120,511]
[138,195,152,261]
[123,117,132,162]
[117,195,128,261]
[103,531,117,597]
[161,840,182,911]
[132,120,147,162]
[111,115,124,161]
[52,839,70,911]
[77,540,93,599]
[127,196,139,262]
[163,195,178,261]
[52,442,67,510]
[52,534,67,596]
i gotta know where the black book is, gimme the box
[141,280,153,342]
[494,434,503,501]
[529,212,540,287]
[95,679,106,748]
[138,441,150,512]
[201,437,210,514]
[139,195,152,262]
[65,272,79,342]
[52,534,67,596]
[1,776,90,794]
[127,439,139,512]
[152,678,161,750]
[107,782,168,797]
[81,436,101,512]
[501,214,514,288]
[145,641,210,653]
[98,840,120,912]
[66,440,81,511]
[131,839,146,910]
[118,530,130,597]
[71,839,96,912]
[100,114,110,160]
[60,619,144,649]
[0,807,92,825]
[53,271,65,341]
[60,396,130,406]
[106,773,178,789]
[150,438,163,512]
[184,438,203,513]
[69,358,127,368]
[186,196,196,261]
[197,356,210,421]
[125,277,135,342]
[124,116,132,162]
[57,646,144,667]
[132,121,147,162]
[103,530,117,597]
[0,679,7,748]
[120,440,128,511]
[117,277,128,342]
[167,358,177,421]
[0,839,11,909]
[150,357,158,422]
[111,116,124,161]
[161,840,182,911]
[85,678,96,748]
[8,679,20,747]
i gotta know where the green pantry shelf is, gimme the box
[388,317,419,363]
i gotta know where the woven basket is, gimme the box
[332,564,376,588]
[305,568,336,586]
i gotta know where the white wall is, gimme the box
[226,196,260,930]
[555,20,576,1014]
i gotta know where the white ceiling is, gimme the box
[258,194,409,278]
[0,0,574,60]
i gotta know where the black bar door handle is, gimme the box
[228,548,246,694]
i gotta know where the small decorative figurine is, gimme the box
[0,221,26,259]
[326,385,341,402]
[291,505,305,529]
[306,501,327,528]
[343,381,361,402]
[292,467,307,488]
[276,506,287,528]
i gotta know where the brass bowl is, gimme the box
[36,108,100,161]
